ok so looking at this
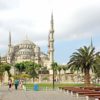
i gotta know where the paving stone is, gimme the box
[0,86,86,100]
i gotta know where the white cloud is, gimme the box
[0,0,19,10]
[0,0,100,57]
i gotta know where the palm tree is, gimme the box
[94,54,100,83]
[62,65,68,80]
[67,46,99,86]
[51,62,58,89]
[57,65,62,83]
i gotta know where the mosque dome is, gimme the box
[15,48,34,60]
[17,49,33,55]
[19,39,36,49]
[21,39,34,45]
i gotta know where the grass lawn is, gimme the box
[24,83,85,91]
[24,83,100,91]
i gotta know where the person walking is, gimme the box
[14,79,19,90]
[19,80,23,90]
[8,79,12,91]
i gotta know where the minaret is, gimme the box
[8,32,12,53]
[35,46,40,64]
[8,32,11,47]
[48,33,50,56]
[49,12,54,64]
[90,37,93,48]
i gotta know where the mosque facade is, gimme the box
[0,13,55,83]
[1,13,54,71]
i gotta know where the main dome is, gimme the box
[20,39,34,45]
[19,39,36,49]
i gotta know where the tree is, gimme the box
[0,64,5,83]
[57,65,62,83]
[14,62,26,74]
[62,65,67,75]
[62,65,68,80]
[94,55,100,83]
[25,61,41,82]
[3,63,11,79]
[51,62,58,89]
[67,46,99,86]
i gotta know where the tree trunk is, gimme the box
[59,71,61,83]
[7,71,11,79]
[53,68,55,90]
[0,75,3,85]
[64,71,67,80]
[33,77,34,83]
[84,69,91,87]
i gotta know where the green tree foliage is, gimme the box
[67,46,100,86]
[14,61,41,82]
[51,62,58,89]
[94,55,100,78]
[0,64,5,82]
[14,62,26,74]
[25,61,41,82]
[51,62,58,72]
[3,63,11,79]
[13,73,31,80]
[62,65,68,80]
[62,65,68,75]
[57,65,62,82]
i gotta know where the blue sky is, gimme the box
[0,0,100,64]
[55,35,100,64]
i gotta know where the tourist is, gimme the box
[14,79,19,90]
[19,80,23,90]
[8,79,12,91]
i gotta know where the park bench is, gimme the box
[59,86,100,100]
[59,87,76,92]
[69,89,100,100]
[75,91,100,97]
[93,96,100,100]
[83,94,100,100]
[81,87,100,91]
[62,87,93,95]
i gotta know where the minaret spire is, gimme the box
[8,32,11,47]
[49,12,54,64]
[51,12,54,31]
[90,36,93,48]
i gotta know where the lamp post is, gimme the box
[53,66,55,90]
[52,62,57,90]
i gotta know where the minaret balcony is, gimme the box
[50,30,54,33]
[50,39,54,42]
[49,49,54,51]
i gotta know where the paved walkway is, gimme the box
[0,86,87,100]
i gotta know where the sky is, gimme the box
[0,0,100,64]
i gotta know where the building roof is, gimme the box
[20,39,35,46]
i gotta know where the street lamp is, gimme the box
[52,62,57,90]
[53,66,55,90]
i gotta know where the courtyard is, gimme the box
[0,85,86,100]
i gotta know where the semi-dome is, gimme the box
[17,49,33,55]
